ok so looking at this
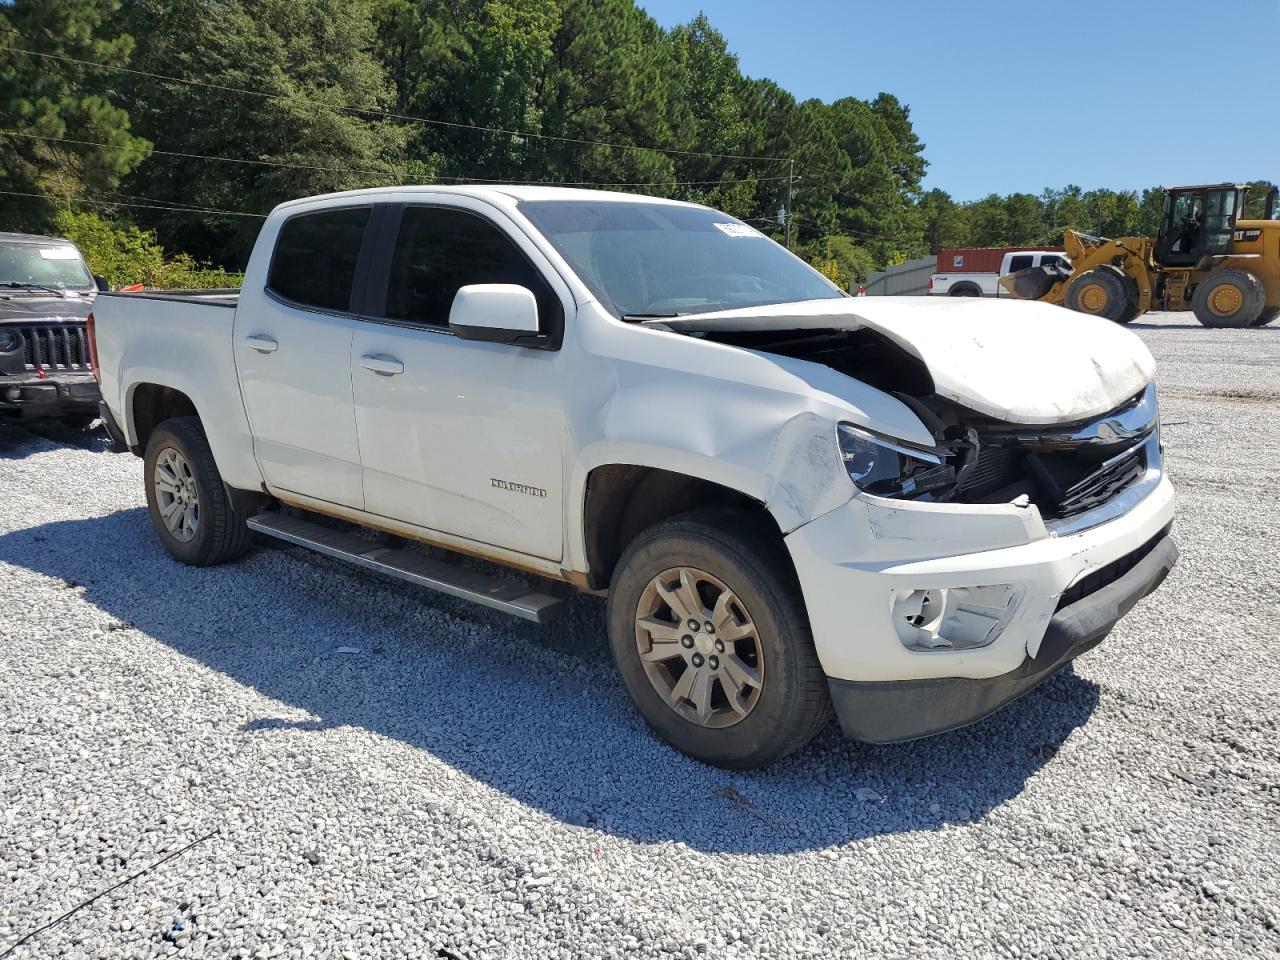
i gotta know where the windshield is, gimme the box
[0,241,94,292]
[519,200,844,317]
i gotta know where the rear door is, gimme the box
[234,205,374,509]
[349,200,569,561]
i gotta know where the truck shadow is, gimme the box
[0,421,109,458]
[0,509,1100,855]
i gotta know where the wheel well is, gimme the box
[581,465,775,590]
[129,383,198,455]
[949,282,981,296]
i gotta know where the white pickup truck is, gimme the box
[930,250,1069,297]
[90,186,1176,768]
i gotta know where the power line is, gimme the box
[0,188,267,219]
[1,129,400,181]
[4,45,794,165]
[0,131,792,190]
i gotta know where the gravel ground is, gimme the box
[1,311,1277,960]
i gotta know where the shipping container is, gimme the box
[936,246,1065,274]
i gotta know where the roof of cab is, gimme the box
[271,184,700,214]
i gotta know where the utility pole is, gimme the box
[785,158,795,249]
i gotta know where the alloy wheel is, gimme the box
[153,447,200,542]
[633,566,765,728]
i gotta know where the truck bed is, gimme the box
[113,288,240,306]
[92,287,262,490]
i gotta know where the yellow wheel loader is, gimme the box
[1002,184,1280,327]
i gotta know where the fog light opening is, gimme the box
[892,583,1020,653]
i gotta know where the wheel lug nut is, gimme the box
[681,635,694,648]
[708,655,719,670]
[714,640,724,653]
[687,619,700,631]
[705,622,715,633]
[691,653,705,668]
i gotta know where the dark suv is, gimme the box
[0,232,103,426]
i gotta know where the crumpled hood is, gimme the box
[651,296,1156,424]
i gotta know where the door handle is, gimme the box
[244,335,279,354]
[360,354,404,376]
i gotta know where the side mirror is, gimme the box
[448,284,541,345]
[93,274,109,292]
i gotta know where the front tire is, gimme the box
[1065,268,1136,323]
[144,416,254,566]
[607,510,832,769]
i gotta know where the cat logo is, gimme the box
[1233,228,1263,242]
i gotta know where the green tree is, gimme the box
[1243,180,1277,220]
[110,0,407,264]
[0,0,150,231]
[1004,192,1046,246]
[917,188,970,251]
[1084,188,1140,237]
[968,194,1009,246]
[1137,186,1166,237]
[54,208,241,287]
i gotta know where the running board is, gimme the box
[246,513,563,623]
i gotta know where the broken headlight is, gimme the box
[837,423,956,499]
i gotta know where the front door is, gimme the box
[234,205,372,509]
[350,201,568,561]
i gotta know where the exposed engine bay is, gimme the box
[702,326,1159,522]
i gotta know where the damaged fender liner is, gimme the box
[829,532,1178,744]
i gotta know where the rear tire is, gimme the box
[1252,306,1279,327]
[144,416,254,566]
[1192,269,1266,328]
[1065,268,1135,323]
[607,509,832,769]
[949,284,981,297]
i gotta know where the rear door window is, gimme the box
[268,207,372,312]
[1006,255,1034,273]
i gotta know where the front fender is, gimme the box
[565,390,857,575]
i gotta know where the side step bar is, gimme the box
[246,513,563,624]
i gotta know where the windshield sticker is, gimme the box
[713,222,763,239]
[39,247,80,260]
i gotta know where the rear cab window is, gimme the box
[267,207,372,312]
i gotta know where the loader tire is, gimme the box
[1065,268,1135,323]
[1252,307,1279,327]
[1192,270,1265,328]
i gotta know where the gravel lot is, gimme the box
[1,311,1277,960]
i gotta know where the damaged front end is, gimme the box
[707,324,1161,529]
[836,380,1159,523]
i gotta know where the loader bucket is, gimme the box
[1000,265,1061,300]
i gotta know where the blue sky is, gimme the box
[639,0,1280,201]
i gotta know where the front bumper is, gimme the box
[785,468,1176,741]
[0,372,100,420]
[828,532,1177,742]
